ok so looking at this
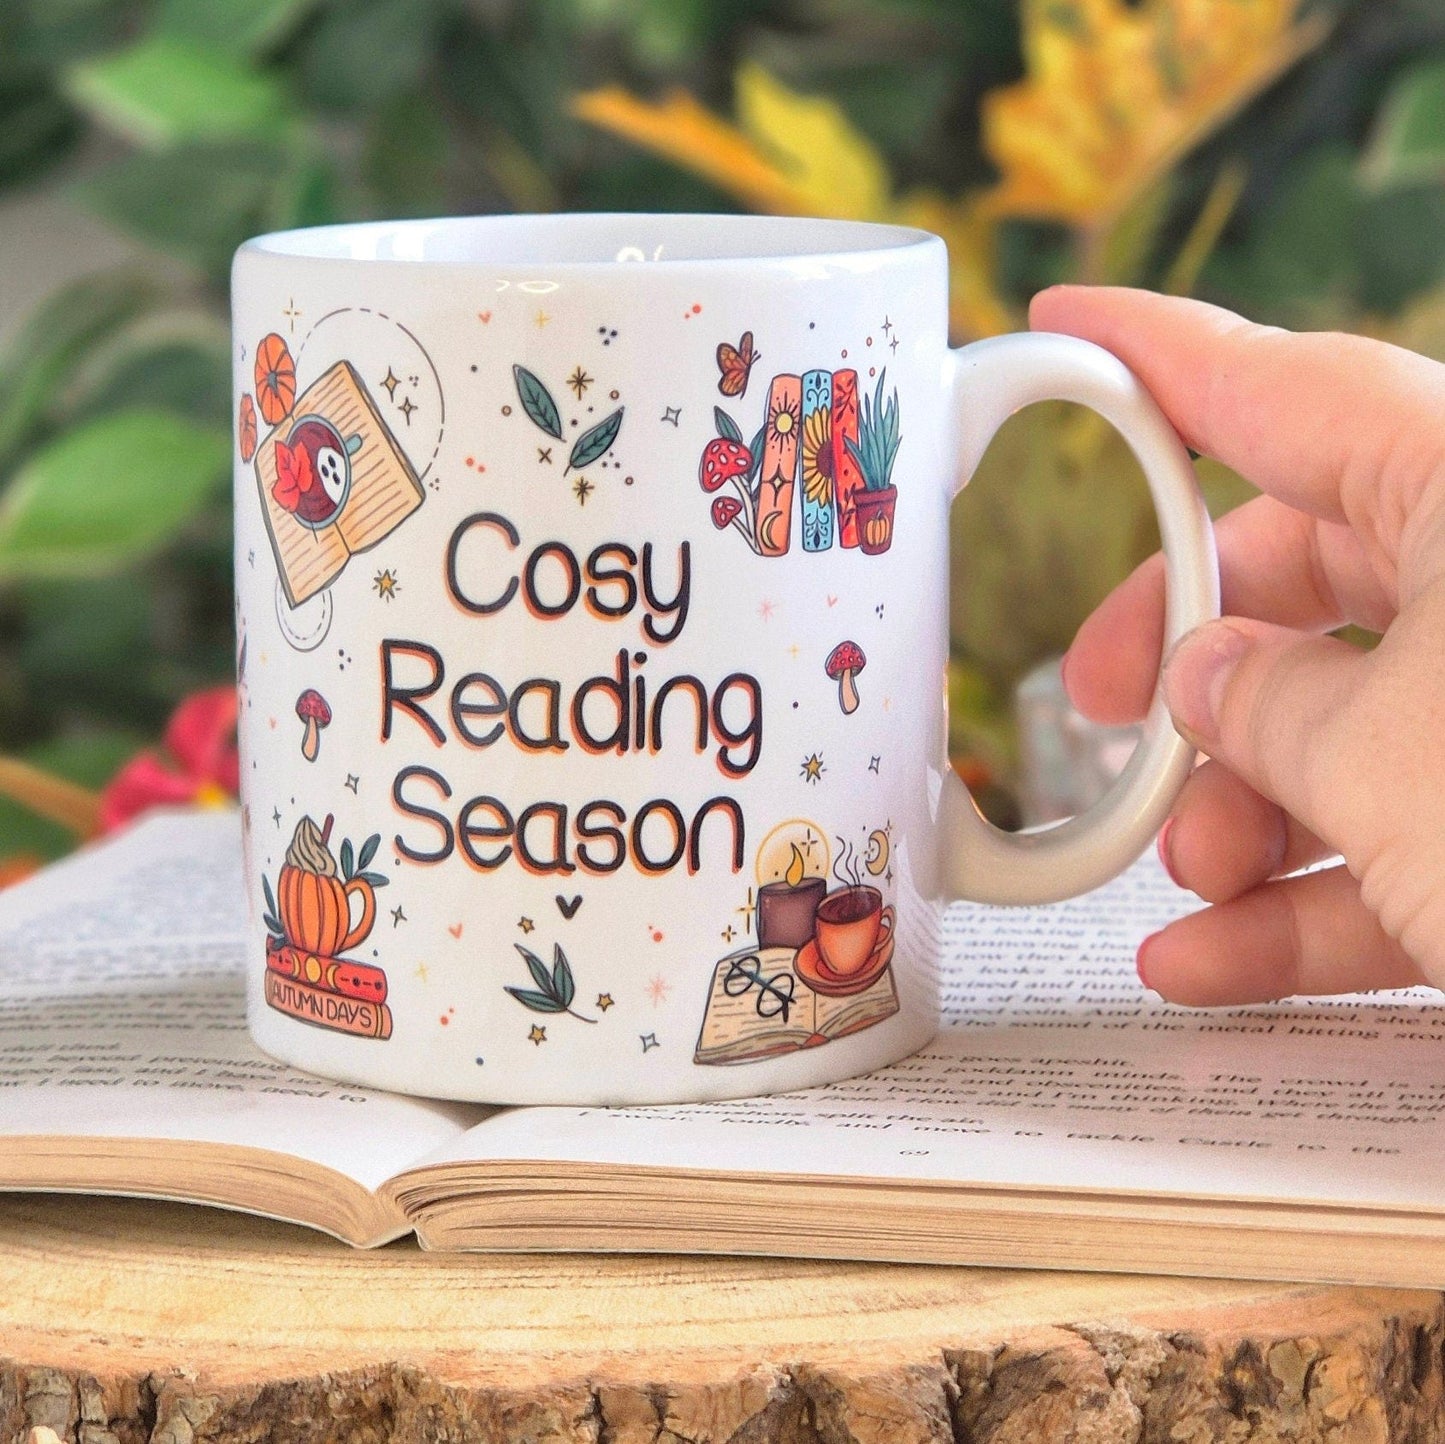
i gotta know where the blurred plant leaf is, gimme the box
[74,141,292,278]
[0,273,158,469]
[1361,58,1445,192]
[0,64,77,186]
[1206,144,1445,321]
[0,409,228,582]
[298,0,441,113]
[1088,176,1174,285]
[65,36,294,147]
[733,61,891,220]
[362,90,448,215]
[981,0,1328,235]
[70,336,231,423]
[155,0,322,60]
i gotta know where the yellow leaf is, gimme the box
[573,65,890,220]
[732,62,891,221]
[982,0,1328,231]
[571,85,804,215]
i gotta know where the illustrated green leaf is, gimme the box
[714,406,743,443]
[516,943,555,997]
[567,406,623,472]
[339,838,354,878]
[504,986,566,1013]
[358,871,390,888]
[552,944,576,1010]
[513,365,563,439]
[358,834,379,871]
[262,875,278,918]
[746,426,765,485]
[263,914,284,939]
[0,408,228,581]
[65,36,294,148]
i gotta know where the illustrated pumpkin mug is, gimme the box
[233,214,1218,1104]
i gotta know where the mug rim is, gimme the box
[236,211,942,272]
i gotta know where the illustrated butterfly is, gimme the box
[716,331,760,398]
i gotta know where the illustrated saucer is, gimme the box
[794,928,895,997]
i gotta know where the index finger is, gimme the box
[1030,287,1445,541]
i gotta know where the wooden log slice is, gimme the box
[0,1195,1441,1444]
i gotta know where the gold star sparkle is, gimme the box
[373,569,399,601]
[800,751,825,784]
[566,366,593,398]
[529,1024,547,1045]
[596,993,614,1012]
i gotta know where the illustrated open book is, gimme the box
[7,812,1445,1287]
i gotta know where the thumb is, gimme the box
[1161,618,1365,850]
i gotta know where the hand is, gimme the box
[1032,286,1445,1005]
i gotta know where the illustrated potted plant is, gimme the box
[845,370,900,556]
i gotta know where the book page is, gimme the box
[0,811,484,1192]
[423,854,1445,1211]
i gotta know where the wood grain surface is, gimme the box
[1,1194,1442,1443]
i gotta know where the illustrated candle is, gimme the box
[756,844,826,949]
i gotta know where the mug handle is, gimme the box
[341,877,377,952]
[941,332,1219,905]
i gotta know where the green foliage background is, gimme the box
[1,0,1443,853]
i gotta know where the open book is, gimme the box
[255,361,424,606]
[6,812,1445,1287]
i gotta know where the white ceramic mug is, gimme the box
[232,213,1217,1105]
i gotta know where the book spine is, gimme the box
[264,970,393,1040]
[831,369,864,548]
[756,374,800,556]
[800,369,834,552]
[266,945,388,1003]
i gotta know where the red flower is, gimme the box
[271,438,316,514]
[100,686,240,833]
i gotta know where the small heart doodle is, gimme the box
[448,922,464,939]
[555,894,583,920]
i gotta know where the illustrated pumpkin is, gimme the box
[277,864,376,957]
[254,333,297,425]
[237,392,258,462]
[863,514,890,549]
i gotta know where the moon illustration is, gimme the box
[865,829,890,876]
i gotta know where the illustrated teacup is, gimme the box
[283,414,362,530]
[814,885,894,976]
[233,212,1218,1104]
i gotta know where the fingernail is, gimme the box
[1136,933,1159,992]
[1162,623,1252,743]
[1155,817,1181,887]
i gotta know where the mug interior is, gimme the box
[240,212,935,268]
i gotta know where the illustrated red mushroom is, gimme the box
[711,495,743,529]
[699,437,751,492]
[825,641,866,715]
[296,689,331,762]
